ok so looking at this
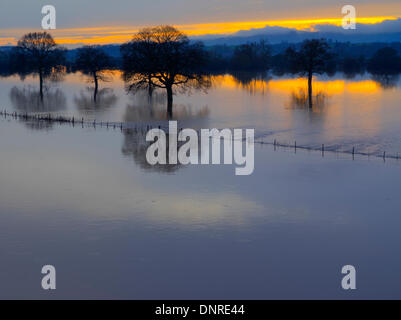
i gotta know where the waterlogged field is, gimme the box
[0,72,401,298]
[1,72,401,155]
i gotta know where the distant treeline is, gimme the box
[1,40,401,77]
[204,41,401,76]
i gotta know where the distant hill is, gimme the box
[1,17,400,65]
[199,32,401,46]
[196,18,401,46]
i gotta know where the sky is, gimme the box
[0,0,400,45]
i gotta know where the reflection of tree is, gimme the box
[121,128,183,173]
[230,71,271,95]
[74,87,118,113]
[23,120,54,132]
[124,89,209,122]
[371,73,399,89]
[121,92,208,173]
[9,85,66,113]
[288,87,328,113]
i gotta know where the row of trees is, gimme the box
[8,27,210,117]
[3,27,401,114]
[271,46,401,77]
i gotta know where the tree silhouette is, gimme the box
[74,46,112,103]
[120,28,158,100]
[230,41,271,71]
[121,25,210,118]
[13,32,65,101]
[367,47,401,75]
[286,39,332,108]
[0,51,10,76]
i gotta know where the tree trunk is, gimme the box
[39,71,44,102]
[166,85,173,119]
[308,71,313,109]
[148,75,153,101]
[94,74,98,103]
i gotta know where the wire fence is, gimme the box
[1,109,400,163]
[255,139,400,162]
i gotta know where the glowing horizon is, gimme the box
[0,15,399,46]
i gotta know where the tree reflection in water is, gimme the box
[288,87,328,113]
[124,89,209,122]
[121,128,184,173]
[371,74,400,89]
[121,89,210,173]
[9,85,66,113]
[9,85,67,131]
[74,87,118,113]
[230,71,271,95]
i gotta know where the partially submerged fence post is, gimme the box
[4,112,401,164]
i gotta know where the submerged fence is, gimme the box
[1,109,400,163]
[256,139,400,162]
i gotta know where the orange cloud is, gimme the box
[0,16,399,46]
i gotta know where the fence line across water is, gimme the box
[255,139,400,162]
[1,109,400,163]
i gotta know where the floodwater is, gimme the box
[1,71,401,155]
[1,72,401,299]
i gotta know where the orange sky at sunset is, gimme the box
[0,16,399,46]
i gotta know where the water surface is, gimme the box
[1,118,401,299]
[1,72,401,299]
[1,72,401,155]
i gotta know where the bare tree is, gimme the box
[121,28,158,100]
[286,39,332,108]
[121,25,210,118]
[75,46,112,102]
[14,32,65,101]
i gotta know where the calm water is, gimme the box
[1,71,401,155]
[1,72,401,299]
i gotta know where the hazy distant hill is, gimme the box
[199,31,401,46]
[1,18,400,63]
[196,18,401,45]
